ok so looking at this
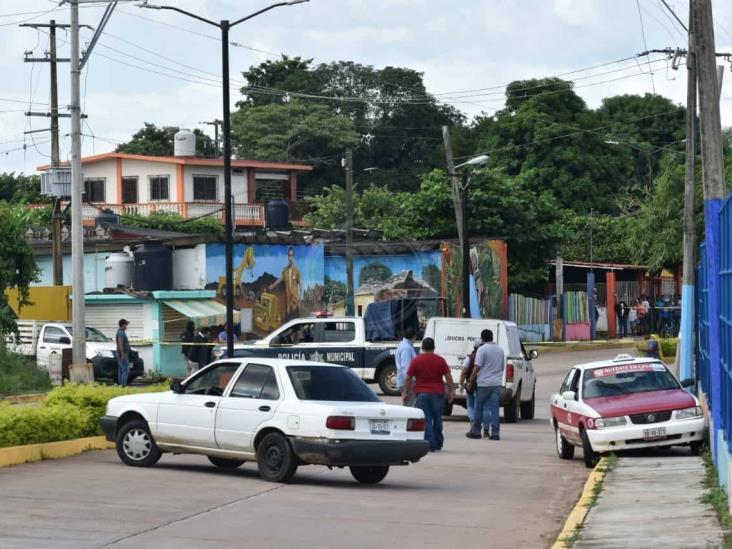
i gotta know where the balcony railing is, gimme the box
[79,202,265,226]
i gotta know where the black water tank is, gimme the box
[266,199,290,229]
[133,243,172,291]
[95,208,120,227]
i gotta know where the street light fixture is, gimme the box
[449,154,489,318]
[139,0,309,358]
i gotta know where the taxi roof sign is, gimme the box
[612,353,635,362]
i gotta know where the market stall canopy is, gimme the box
[163,299,240,327]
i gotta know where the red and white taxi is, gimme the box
[550,354,706,468]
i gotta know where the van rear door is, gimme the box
[429,318,499,382]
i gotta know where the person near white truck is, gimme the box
[8,320,144,383]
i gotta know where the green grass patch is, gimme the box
[701,450,732,548]
[0,382,169,449]
[0,344,52,396]
[559,524,583,548]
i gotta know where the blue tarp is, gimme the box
[364,300,396,341]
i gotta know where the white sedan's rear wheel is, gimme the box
[256,432,298,483]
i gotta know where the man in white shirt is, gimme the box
[395,327,417,404]
[467,329,505,440]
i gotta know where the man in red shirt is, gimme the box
[404,337,455,451]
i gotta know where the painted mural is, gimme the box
[206,243,325,335]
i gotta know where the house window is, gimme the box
[193,175,217,201]
[121,177,138,204]
[83,178,105,203]
[149,175,169,201]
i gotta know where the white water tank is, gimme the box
[174,128,196,157]
[105,250,134,289]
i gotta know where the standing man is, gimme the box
[459,340,489,431]
[189,326,211,374]
[404,337,454,452]
[115,319,131,387]
[395,326,417,405]
[616,296,629,339]
[180,320,196,377]
[467,329,505,440]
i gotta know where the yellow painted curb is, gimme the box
[551,457,610,549]
[0,436,115,468]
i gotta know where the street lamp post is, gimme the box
[141,1,308,358]
[450,154,489,319]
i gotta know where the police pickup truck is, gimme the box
[217,316,537,421]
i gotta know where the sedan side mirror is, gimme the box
[562,390,577,401]
[680,378,695,388]
[171,381,183,394]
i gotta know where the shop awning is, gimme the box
[163,299,240,327]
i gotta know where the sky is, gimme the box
[1,0,731,176]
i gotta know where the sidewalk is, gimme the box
[574,456,723,548]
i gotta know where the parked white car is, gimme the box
[101,358,429,483]
[550,354,706,468]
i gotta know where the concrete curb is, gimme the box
[0,436,114,468]
[551,457,609,549]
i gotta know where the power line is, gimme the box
[659,0,688,32]
[635,0,657,94]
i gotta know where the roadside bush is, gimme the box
[0,344,52,396]
[0,403,94,447]
[0,382,169,449]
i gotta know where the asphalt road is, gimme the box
[0,348,633,549]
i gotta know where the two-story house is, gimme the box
[38,149,312,227]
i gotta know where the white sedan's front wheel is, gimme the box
[256,432,298,483]
[116,420,162,467]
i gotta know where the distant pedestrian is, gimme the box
[467,329,505,440]
[460,340,489,433]
[628,300,638,335]
[189,326,212,373]
[637,295,649,334]
[404,337,454,452]
[616,296,629,338]
[396,326,417,405]
[218,324,228,343]
[115,319,131,386]
[180,320,196,377]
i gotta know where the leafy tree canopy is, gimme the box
[0,172,46,204]
[116,123,215,158]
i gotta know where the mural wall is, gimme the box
[206,243,325,335]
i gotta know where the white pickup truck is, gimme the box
[220,316,537,421]
[7,320,144,383]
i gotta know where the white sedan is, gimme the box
[100,358,429,484]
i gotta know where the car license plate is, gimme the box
[369,420,390,435]
[643,427,667,441]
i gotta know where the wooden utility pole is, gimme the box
[345,148,355,316]
[442,126,466,316]
[679,2,697,381]
[21,20,70,286]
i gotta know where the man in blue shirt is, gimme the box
[396,327,417,403]
[115,319,131,387]
[467,329,505,440]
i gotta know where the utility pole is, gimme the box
[679,1,697,382]
[21,20,71,286]
[201,119,222,157]
[442,126,466,316]
[460,172,471,318]
[344,148,354,316]
[693,0,727,454]
[70,0,86,366]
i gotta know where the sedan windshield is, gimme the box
[287,365,380,402]
[66,327,111,342]
[582,362,680,399]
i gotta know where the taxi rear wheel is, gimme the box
[690,441,702,456]
[555,424,575,460]
[580,427,599,468]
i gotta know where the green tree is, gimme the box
[231,102,359,162]
[0,203,40,335]
[358,263,393,286]
[559,214,632,264]
[116,123,215,157]
[121,212,224,236]
[0,173,45,204]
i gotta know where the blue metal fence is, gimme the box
[720,196,732,445]
[698,243,711,395]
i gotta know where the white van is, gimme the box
[423,317,537,422]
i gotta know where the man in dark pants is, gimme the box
[180,320,195,377]
[403,337,454,452]
[189,326,212,373]
[115,319,131,386]
[616,296,629,338]
[467,329,505,440]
